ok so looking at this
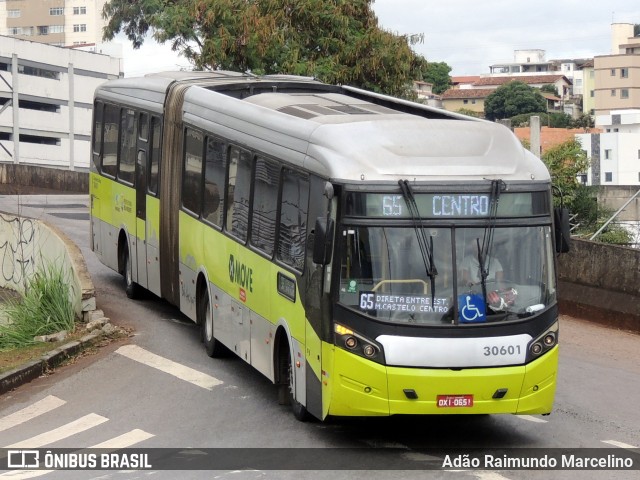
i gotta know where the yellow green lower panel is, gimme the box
[325,345,558,416]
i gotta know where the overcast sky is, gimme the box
[121,0,640,77]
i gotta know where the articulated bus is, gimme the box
[90,71,568,421]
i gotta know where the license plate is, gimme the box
[437,394,474,408]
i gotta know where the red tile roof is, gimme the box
[442,88,494,99]
[473,75,571,86]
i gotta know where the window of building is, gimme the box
[621,89,629,99]
[610,68,616,76]
[118,109,137,185]
[203,137,227,227]
[19,99,59,113]
[277,169,309,271]
[621,68,629,78]
[463,100,468,104]
[590,90,594,98]
[49,7,64,16]
[49,25,64,34]
[182,128,204,215]
[605,172,613,182]
[590,70,595,78]
[73,6,87,15]
[226,146,253,241]
[73,24,87,33]
[18,65,59,80]
[611,89,616,96]
[8,10,21,18]
[19,134,60,146]
[37,26,49,36]
[9,27,22,35]
[604,149,611,159]
[251,158,280,255]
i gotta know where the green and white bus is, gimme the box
[90,71,568,420]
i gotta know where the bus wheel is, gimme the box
[122,243,139,299]
[200,289,225,358]
[284,346,309,422]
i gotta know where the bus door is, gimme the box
[144,116,162,296]
[134,112,149,290]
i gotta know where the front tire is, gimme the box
[123,243,139,299]
[281,344,309,421]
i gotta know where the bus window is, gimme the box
[278,169,309,271]
[92,101,103,167]
[250,157,280,255]
[203,136,227,227]
[118,109,136,185]
[138,112,149,141]
[102,104,119,178]
[148,116,161,196]
[182,128,204,216]
[226,146,252,242]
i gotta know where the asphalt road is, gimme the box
[0,194,638,480]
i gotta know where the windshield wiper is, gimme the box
[398,180,437,302]
[477,179,505,308]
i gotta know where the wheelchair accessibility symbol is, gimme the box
[458,294,486,323]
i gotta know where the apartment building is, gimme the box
[0,35,121,170]
[593,23,640,116]
[0,0,108,47]
[576,110,640,186]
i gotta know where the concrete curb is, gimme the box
[0,332,102,395]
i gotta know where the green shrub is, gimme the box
[0,263,76,351]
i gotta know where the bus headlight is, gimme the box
[527,322,558,361]
[334,323,385,364]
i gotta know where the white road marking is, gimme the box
[0,429,154,479]
[602,439,638,449]
[0,396,66,433]
[4,413,108,448]
[517,415,548,424]
[90,428,155,449]
[116,344,223,390]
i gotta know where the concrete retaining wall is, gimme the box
[0,212,95,320]
[0,163,88,193]
[557,238,640,332]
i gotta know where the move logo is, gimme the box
[229,254,254,293]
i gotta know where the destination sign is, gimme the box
[359,292,450,314]
[345,192,549,219]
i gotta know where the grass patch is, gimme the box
[0,263,76,351]
[0,330,86,374]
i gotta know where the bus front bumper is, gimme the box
[326,346,558,416]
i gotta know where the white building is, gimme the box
[577,110,640,186]
[0,35,122,170]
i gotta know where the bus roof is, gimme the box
[96,72,550,184]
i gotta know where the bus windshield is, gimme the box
[338,225,556,325]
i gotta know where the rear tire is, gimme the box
[200,289,226,358]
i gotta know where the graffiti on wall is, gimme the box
[0,214,38,294]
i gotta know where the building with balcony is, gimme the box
[593,23,640,116]
[0,0,107,47]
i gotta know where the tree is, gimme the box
[102,0,429,97]
[484,81,547,121]
[422,61,451,95]
[540,83,559,96]
[542,138,589,207]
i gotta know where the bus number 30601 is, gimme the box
[483,345,521,356]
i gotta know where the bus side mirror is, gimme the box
[554,207,571,253]
[313,217,334,265]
